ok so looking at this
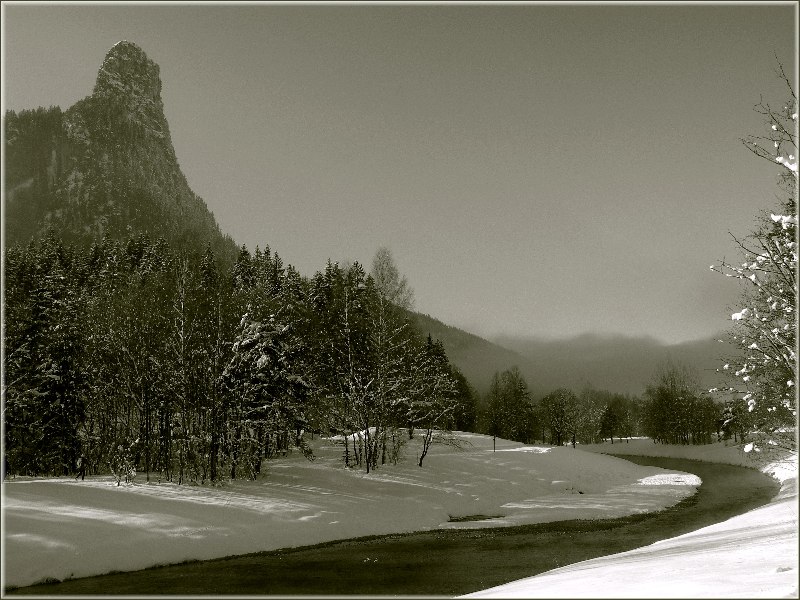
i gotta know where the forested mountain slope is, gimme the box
[412,312,541,396]
[4,41,238,265]
[412,314,729,398]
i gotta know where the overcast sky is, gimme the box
[2,2,797,344]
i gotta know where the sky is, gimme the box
[2,2,797,345]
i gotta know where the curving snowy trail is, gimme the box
[464,440,798,599]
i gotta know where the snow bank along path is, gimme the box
[2,433,699,589]
[465,439,798,599]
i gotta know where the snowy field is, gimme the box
[465,439,798,599]
[2,433,700,590]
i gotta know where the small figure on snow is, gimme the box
[75,454,87,481]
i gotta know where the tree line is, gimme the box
[2,227,742,485]
[3,235,476,482]
[6,229,783,485]
[475,363,730,448]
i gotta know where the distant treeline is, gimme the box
[477,363,745,448]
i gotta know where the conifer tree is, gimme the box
[711,65,797,452]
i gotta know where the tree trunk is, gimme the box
[144,392,151,483]
[230,424,241,480]
[210,431,218,482]
[418,429,433,467]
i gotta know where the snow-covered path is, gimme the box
[2,434,699,590]
[465,441,798,599]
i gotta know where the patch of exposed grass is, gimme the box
[448,514,505,522]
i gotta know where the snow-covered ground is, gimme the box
[2,433,699,589]
[465,439,798,599]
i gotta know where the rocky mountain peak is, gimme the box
[94,40,162,103]
[86,40,169,144]
[6,40,235,261]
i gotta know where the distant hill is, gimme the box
[493,333,737,398]
[4,41,238,264]
[411,312,542,397]
[411,312,735,399]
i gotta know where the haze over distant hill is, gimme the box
[413,310,735,399]
[412,312,536,396]
[493,333,735,398]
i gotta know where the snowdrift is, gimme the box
[465,439,798,599]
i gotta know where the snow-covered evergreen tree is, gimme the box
[408,336,460,467]
[223,309,312,479]
[4,233,87,475]
[712,66,797,452]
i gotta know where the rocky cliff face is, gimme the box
[5,41,236,260]
[87,41,171,146]
[95,41,163,104]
